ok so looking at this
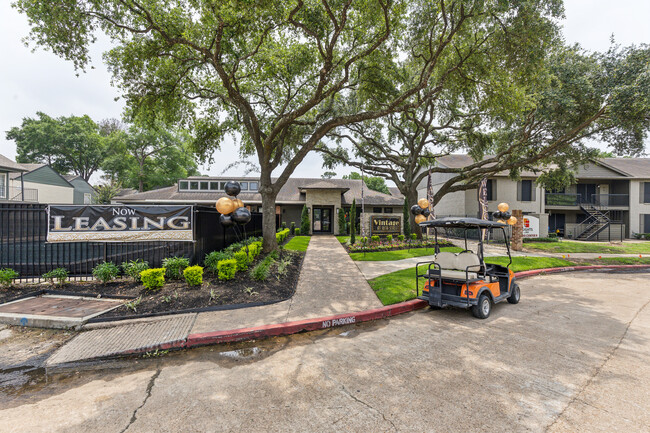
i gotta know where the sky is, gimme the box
[1,0,649,185]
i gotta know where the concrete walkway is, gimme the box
[49,236,381,365]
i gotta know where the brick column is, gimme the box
[511,209,523,251]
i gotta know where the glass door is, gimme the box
[313,207,332,233]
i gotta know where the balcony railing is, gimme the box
[8,186,39,202]
[545,193,629,207]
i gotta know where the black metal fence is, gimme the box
[0,203,262,280]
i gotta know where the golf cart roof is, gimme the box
[419,217,507,229]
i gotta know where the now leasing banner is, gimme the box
[47,205,194,243]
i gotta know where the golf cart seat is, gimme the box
[427,251,483,280]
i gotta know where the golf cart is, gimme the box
[415,217,520,319]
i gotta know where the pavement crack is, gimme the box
[545,296,650,432]
[120,368,161,433]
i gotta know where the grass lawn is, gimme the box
[575,256,650,265]
[524,240,650,254]
[349,246,463,261]
[368,256,576,305]
[284,236,311,252]
[336,236,350,244]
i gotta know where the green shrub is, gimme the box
[523,237,559,243]
[371,235,380,243]
[140,268,166,291]
[290,222,296,235]
[398,234,405,241]
[276,228,290,243]
[183,266,204,287]
[217,259,237,280]
[233,250,250,271]
[122,259,149,281]
[162,256,190,279]
[386,235,393,242]
[294,228,301,235]
[204,251,233,274]
[0,268,19,287]
[301,205,310,235]
[350,199,357,244]
[43,268,68,287]
[246,243,260,259]
[360,236,368,245]
[92,262,120,284]
[281,222,287,230]
[410,233,417,240]
[251,255,275,281]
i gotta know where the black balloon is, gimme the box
[232,207,252,225]
[410,204,423,215]
[225,181,241,197]
[220,214,234,227]
[422,208,431,217]
[492,211,502,219]
[502,211,512,219]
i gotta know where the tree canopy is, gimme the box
[342,171,390,194]
[7,112,107,180]
[14,0,566,251]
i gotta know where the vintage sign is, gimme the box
[47,205,194,243]
[522,215,540,238]
[371,216,401,236]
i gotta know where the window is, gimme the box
[486,179,496,201]
[179,180,189,190]
[209,181,219,190]
[240,182,248,191]
[200,181,209,190]
[83,193,92,204]
[250,181,259,191]
[0,173,6,199]
[373,207,382,213]
[519,180,533,202]
[189,181,199,190]
[384,207,393,213]
[220,182,227,190]
[644,214,650,233]
[643,182,650,204]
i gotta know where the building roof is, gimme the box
[388,187,403,199]
[600,158,650,178]
[117,177,404,206]
[0,154,28,172]
[434,154,543,177]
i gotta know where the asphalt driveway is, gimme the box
[2,271,649,432]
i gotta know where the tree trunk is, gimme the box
[138,159,145,192]
[406,188,423,239]
[260,185,279,253]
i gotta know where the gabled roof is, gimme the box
[434,155,543,177]
[600,158,650,178]
[0,154,28,172]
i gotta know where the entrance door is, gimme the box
[577,184,597,204]
[312,207,332,233]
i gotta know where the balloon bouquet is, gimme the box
[215,181,253,242]
[410,198,432,224]
[492,202,517,226]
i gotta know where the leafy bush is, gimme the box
[290,222,296,235]
[548,232,557,238]
[43,268,68,287]
[523,237,559,243]
[410,233,417,240]
[183,266,204,287]
[634,233,650,240]
[386,235,393,242]
[0,268,19,287]
[233,250,250,271]
[301,205,310,235]
[360,237,368,245]
[398,234,405,241]
[281,222,287,230]
[276,228,290,243]
[294,228,301,235]
[92,262,120,284]
[251,255,275,281]
[204,250,233,274]
[140,268,166,291]
[122,259,149,281]
[162,256,190,279]
[246,243,260,259]
[371,235,380,243]
[217,259,237,280]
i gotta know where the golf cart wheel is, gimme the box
[507,283,521,304]
[471,293,491,319]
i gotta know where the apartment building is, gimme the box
[418,155,650,239]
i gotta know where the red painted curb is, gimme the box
[106,264,650,357]
[185,299,427,348]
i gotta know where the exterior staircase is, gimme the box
[575,202,611,240]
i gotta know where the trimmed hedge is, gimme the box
[183,265,203,286]
[140,268,165,291]
[276,228,290,243]
[217,259,237,280]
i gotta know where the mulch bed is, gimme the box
[0,250,304,320]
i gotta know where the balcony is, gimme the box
[545,193,629,208]
[7,186,39,202]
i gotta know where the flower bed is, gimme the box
[348,238,455,253]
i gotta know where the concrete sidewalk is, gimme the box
[49,236,382,365]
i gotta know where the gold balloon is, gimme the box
[507,216,517,226]
[216,197,235,214]
[414,214,427,224]
[232,198,244,209]
[497,202,509,212]
[418,198,429,209]
[497,219,506,224]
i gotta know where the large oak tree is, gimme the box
[16,0,564,250]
